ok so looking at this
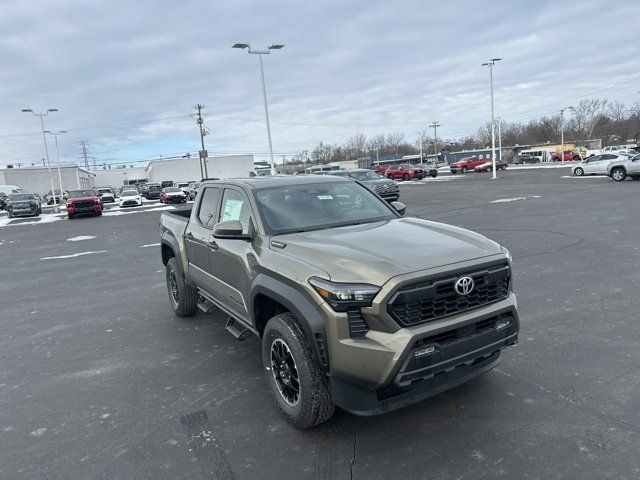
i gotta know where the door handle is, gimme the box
[208,240,219,250]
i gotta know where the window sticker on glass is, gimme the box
[222,198,244,221]
[317,194,333,200]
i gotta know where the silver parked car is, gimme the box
[606,154,640,182]
[572,154,624,176]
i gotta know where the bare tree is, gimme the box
[386,132,405,155]
[607,101,628,123]
[572,99,607,140]
[344,133,367,160]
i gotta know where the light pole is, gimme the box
[496,117,502,167]
[482,58,502,179]
[233,43,285,175]
[45,130,67,208]
[560,106,574,162]
[22,108,59,212]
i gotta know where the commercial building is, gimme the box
[0,165,95,195]
[94,155,255,186]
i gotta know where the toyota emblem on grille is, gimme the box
[454,276,474,295]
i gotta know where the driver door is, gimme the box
[207,187,255,321]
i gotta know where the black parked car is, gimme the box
[415,163,439,178]
[6,193,41,218]
[328,169,400,202]
[145,184,162,200]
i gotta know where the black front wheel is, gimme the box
[262,312,334,429]
[165,257,198,317]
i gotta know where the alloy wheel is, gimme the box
[270,338,300,406]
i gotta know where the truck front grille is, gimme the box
[72,201,94,209]
[387,262,510,327]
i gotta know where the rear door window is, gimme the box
[197,187,220,228]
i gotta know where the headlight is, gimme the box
[500,245,512,263]
[308,277,380,312]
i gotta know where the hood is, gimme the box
[272,217,503,286]
[165,191,185,196]
[362,178,396,186]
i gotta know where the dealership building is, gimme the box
[0,165,96,195]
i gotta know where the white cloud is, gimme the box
[0,0,638,167]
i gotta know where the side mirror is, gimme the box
[212,220,246,238]
[391,201,406,216]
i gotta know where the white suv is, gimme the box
[607,154,640,182]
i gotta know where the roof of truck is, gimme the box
[202,174,352,189]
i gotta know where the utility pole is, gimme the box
[193,104,209,179]
[79,141,90,169]
[430,121,441,158]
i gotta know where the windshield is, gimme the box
[165,187,181,193]
[68,190,96,198]
[98,189,112,194]
[122,191,138,197]
[348,170,382,181]
[10,194,34,201]
[254,181,397,235]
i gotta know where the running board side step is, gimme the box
[225,317,251,341]
[197,296,217,314]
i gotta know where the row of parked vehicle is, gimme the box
[572,152,640,181]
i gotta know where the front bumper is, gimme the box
[67,204,101,215]
[321,254,519,414]
[9,207,38,217]
[165,196,187,203]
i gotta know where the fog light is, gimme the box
[414,346,436,357]
[496,320,510,331]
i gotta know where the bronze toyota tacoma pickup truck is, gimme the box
[159,176,519,428]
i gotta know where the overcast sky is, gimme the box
[1,0,638,167]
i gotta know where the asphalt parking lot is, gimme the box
[1,168,639,480]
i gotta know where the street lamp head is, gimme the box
[232,43,250,49]
[47,108,58,112]
[60,130,67,133]
[481,62,489,66]
[491,58,502,62]
[268,43,285,50]
[21,108,33,112]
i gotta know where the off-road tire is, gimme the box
[574,167,584,176]
[430,172,437,178]
[262,312,334,429]
[96,210,102,216]
[166,257,198,317]
[611,168,626,182]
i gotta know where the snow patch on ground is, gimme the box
[103,205,175,216]
[561,175,608,179]
[0,214,64,228]
[41,250,108,260]
[490,197,527,204]
[30,428,47,437]
[67,235,96,242]
[140,243,161,248]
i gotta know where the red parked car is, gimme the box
[386,164,425,181]
[65,189,103,219]
[160,187,187,204]
[550,150,582,162]
[371,165,389,176]
[449,156,488,174]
